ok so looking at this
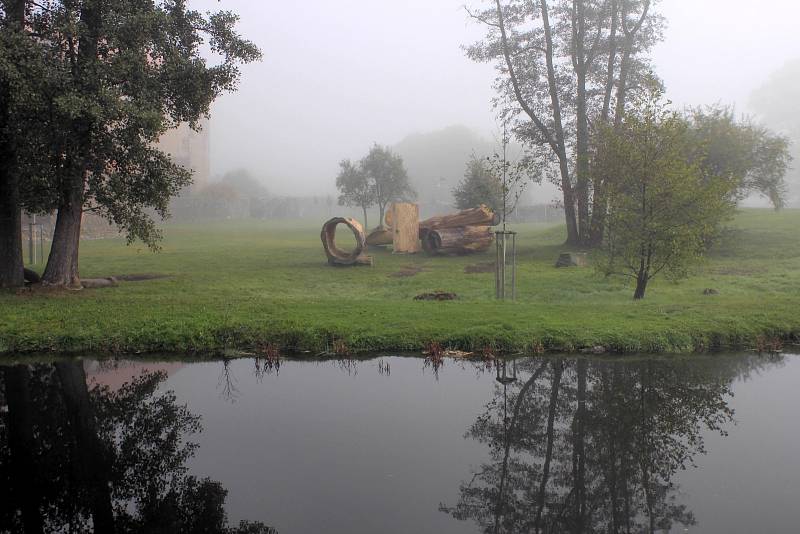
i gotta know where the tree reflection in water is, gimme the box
[0,360,276,534]
[441,354,780,534]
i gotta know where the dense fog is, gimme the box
[189,0,800,206]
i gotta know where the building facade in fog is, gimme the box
[158,119,211,191]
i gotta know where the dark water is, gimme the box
[1,352,799,533]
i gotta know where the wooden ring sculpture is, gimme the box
[320,217,372,266]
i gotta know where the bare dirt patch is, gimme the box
[464,262,495,274]
[389,265,424,278]
[114,273,171,282]
[709,266,767,276]
[414,291,457,301]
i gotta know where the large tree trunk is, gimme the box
[42,180,83,288]
[540,0,579,246]
[3,365,45,534]
[0,163,24,289]
[493,0,579,246]
[571,358,587,533]
[0,0,27,289]
[42,0,102,288]
[414,204,500,236]
[534,362,563,533]
[633,267,648,300]
[55,360,116,532]
[573,0,591,246]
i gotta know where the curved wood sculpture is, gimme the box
[320,217,372,266]
[421,226,494,255]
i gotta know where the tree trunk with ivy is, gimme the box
[0,0,27,289]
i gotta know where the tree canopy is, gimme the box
[467,0,665,245]
[0,0,261,288]
[453,155,503,212]
[0,362,275,533]
[749,59,800,206]
[594,88,737,299]
[686,106,791,209]
[441,354,747,533]
[335,144,415,230]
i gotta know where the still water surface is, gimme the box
[1,352,799,533]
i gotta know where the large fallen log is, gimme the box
[385,204,499,237]
[421,226,494,255]
[320,217,372,266]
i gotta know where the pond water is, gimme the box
[1,352,799,533]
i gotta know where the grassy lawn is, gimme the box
[1,208,799,355]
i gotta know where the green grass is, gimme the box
[2,208,799,356]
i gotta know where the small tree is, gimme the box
[361,144,415,227]
[335,159,373,229]
[335,145,415,229]
[595,89,736,299]
[453,155,503,212]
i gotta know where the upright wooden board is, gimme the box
[391,202,420,254]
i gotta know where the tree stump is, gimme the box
[391,203,420,254]
[320,217,372,266]
[555,252,588,267]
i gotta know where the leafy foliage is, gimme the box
[749,59,800,206]
[361,144,416,225]
[686,106,791,208]
[0,363,275,533]
[442,355,741,533]
[466,0,665,244]
[453,155,503,212]
[335,144,415,229]
[15,0,261,249]
[335,158,374,227]
[594,87,737,298]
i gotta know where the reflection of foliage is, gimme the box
[0,362,275,533]
[441,355,771,533]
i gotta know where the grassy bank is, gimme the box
[2,209,799,356]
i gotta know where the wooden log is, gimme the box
[320,217,372,266]
[384,204,499,232]
[422,226,494,255]
[391,202,420,254]
[365,226,393,246]
[422,205,500,239]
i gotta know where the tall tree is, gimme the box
[466,0,663,246]
[0,0,56,287]
[0,0,25,288]
[19,1,261,288]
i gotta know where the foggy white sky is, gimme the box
[191,0,800,196]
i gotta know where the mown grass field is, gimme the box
[1,208,798,355]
